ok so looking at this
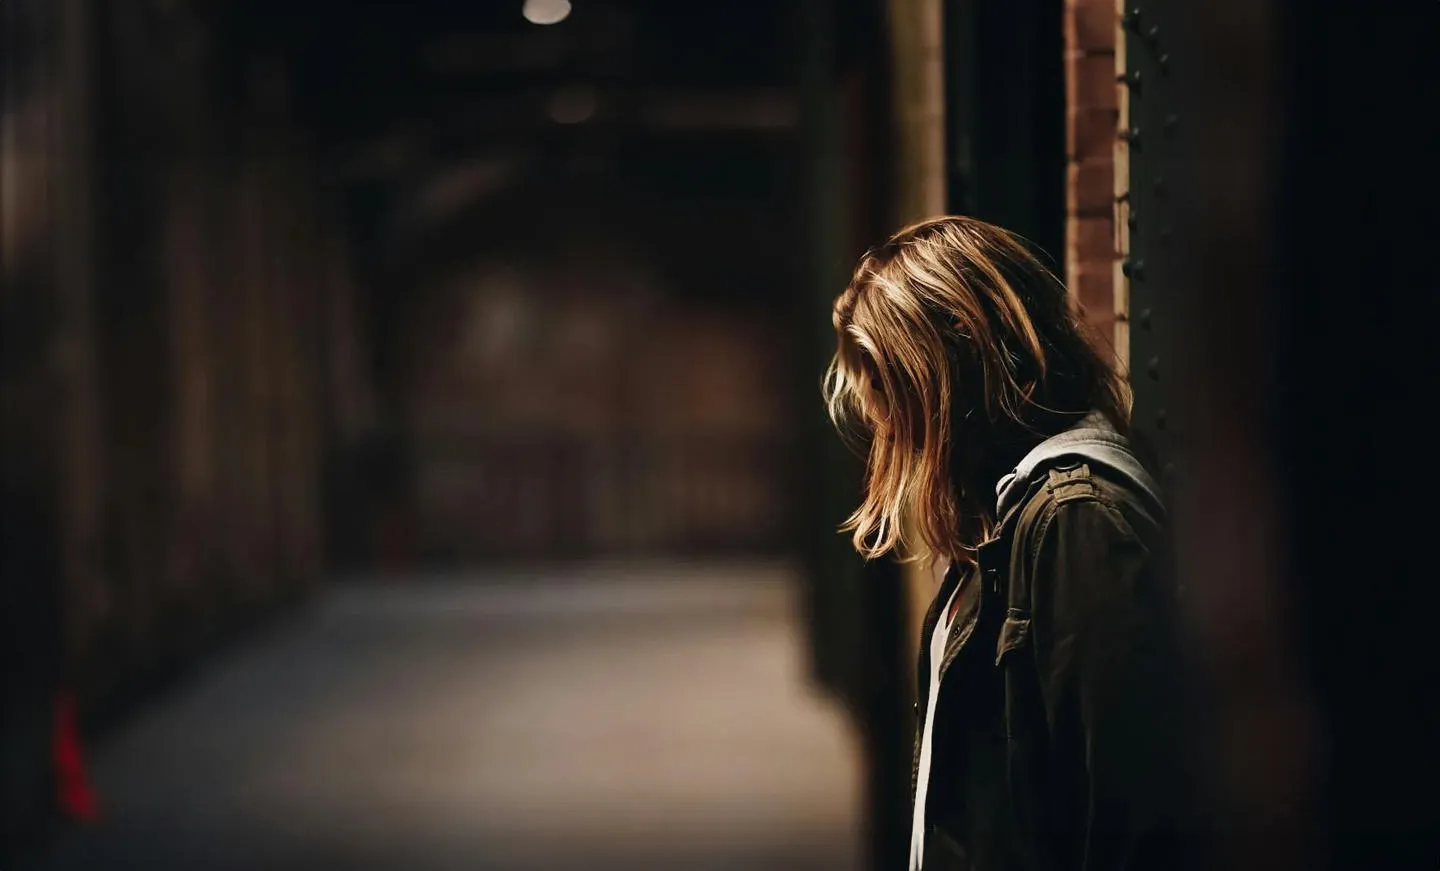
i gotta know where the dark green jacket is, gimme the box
[911,435,1194,870]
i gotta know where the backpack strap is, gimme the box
[1002,461,1099,615]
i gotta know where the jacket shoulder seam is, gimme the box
[1018,483,1130,569]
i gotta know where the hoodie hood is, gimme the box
[993,411,1164,523]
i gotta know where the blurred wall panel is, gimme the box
[890,0,949,677]
[796,3,913,871]
[53,0,105,678]
[162,166,218,629]
[2,0,67,855]
[1130,2,1440,868]
[1,0,366,751]
[235,151,282,605]
[207,164,256,613]
[1122,5,1294,869]
[381,183,800,563]
[317,214,376,570]
[889,0,947,225]
[1254,3,1440,867]
[943,0,1066,264]
[91,0,194,696]
[401,256,793,561]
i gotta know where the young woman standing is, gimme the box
[826,216,1195,871]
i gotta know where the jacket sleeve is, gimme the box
[1027,496,1189,871]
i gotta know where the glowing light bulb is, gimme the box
[522,0,571,26]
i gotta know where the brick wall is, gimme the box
[1064,0,1125,364]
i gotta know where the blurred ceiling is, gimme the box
[188,0,810,298]
[224,0,801,181]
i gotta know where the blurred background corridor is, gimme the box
[5,0,1439,869]
[6,2,880,867]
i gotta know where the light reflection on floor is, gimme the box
[26,562,863,871]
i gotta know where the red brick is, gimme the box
[1078,309,1118,345]
[1072,264,1115,331]
[1066,0,1118,53]
[1069,159,1116,215]
[1065,0,1120,336]
[1068,52,1119,112]
[1067,106,1119,160]
[1072,215,1115,261]
[1067,217,1115,309]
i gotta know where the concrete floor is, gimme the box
[23,562,863,871]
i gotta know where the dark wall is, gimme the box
[1,0,66,850]
[1267,4,1440,869]
[1,1,365,854]
[944,0,1067,266]
[1129,2,1440,869]
[794,3,914,871]
[73,0,350,710]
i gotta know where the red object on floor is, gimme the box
[52,691,99,821]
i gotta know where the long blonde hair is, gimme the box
[824,215,1130,564]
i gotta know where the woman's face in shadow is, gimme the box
[864,378,889,431]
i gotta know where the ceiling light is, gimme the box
[522,0,571,26]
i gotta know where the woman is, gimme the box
[825,216,1194,870]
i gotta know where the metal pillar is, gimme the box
[1125,2,1440,869]
[1117,1,1179,478]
